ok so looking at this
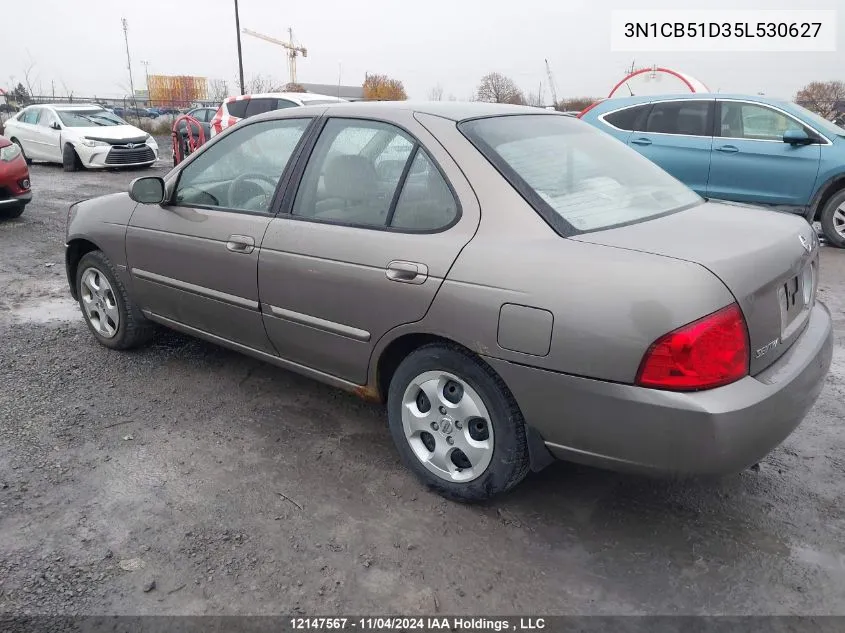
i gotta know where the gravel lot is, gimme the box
[1,139,844,617]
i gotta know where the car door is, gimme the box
[626,99,715,196]
[126,116,314,352]
[13,107,42,159]
[707,100,822,206]
[34,108,63,162]
[257,113,479,384]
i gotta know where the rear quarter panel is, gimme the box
[377,113,735,385]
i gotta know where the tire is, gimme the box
[387,343,530,502]
[75,251,154,350]
[0,203,25,219]
[11,139,31,165]
[819,189,845,249]
[63,144,81,172]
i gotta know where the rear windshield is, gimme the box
[226,100,248,118]
[459,114,702,234]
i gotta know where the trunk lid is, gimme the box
[572,201,820,375]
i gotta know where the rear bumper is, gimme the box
[487,302,834,475]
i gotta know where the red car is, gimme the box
[0,136,31,219]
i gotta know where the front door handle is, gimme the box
[226,234,255,254]
[715,145,739,153]
[630,137,652,146]
[386,260,428,284]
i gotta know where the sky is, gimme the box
[2,0,843,103]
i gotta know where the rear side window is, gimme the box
[244,98,276,118]
[275,99,298,110]
[293,119,414,227]
[20,108,40,124]
[644,101,713,136]
[390,151,458,231]
[225,100,248,119]
[292,118,458,231]
[460,114,701,234]
[603,105,650,131]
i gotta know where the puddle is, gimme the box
[5,297,80,324]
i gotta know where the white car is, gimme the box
[3,104,159,171]
[210,92,346,137]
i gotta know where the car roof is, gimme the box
[230,92,346,102]
[33,103,105,111]
[288,100,557,122]
[588,93,794,109]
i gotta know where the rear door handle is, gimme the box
[226,234,255,254]
[715,145,739,153]
[630,137,652,146]
[385,260,428,284]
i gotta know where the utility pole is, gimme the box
[234,0,245,95]
[121,18,139,121]
[141,60,151,106]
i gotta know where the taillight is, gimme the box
[636,303,749,391]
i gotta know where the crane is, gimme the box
[545,59,558,108]
[242,27,308,85]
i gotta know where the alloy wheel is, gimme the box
[79,267,120,338]
[834,203,845,238]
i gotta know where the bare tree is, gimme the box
[209,79,229,103]
[22,60,37,100]
[284,82,307,93]
[795,81,845,120]
[525,90,544,108]
[476,73,524,105]
[363,74,407,101]
[236,74,285,95]
[557,97,599,112]
[427,84,444,101]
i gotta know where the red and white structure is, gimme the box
[607,66,709,99]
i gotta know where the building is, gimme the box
[299,83,365,101]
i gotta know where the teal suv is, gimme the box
[579,94,845,248]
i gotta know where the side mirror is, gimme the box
[129,176,166,204]
[783,129,811,145]
[51,122,61,130]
